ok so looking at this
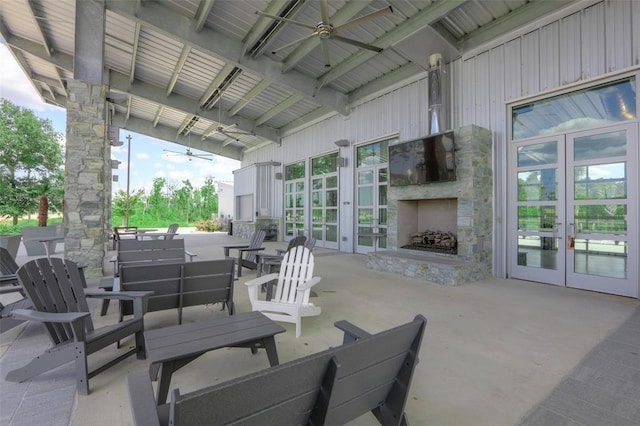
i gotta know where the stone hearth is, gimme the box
[366,125,493,285]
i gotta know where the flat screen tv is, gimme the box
[388,131,456,186]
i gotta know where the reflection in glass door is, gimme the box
[510,124,638,297]
[311,153,339,249]
[355,139,390,254]
[284,161,305,239]
[510,137,566,285]
[566,124,637,297]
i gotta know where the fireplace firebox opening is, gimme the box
[397,198,458,254]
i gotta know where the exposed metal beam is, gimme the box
[459,0,596,54]
[74,0,105,83]
[32,73,64,90]
[349,63,426,104]
[228,79,270,116]
[256,94,302,126]
[108,70,279,142]
[194,0,215,32]
[25,0,52,57]
[125,95,132,126]
[152,105,164,127]
[244,0,304,56]
[278,106,333,136]
[166,45,191,96]
[316,0,465,90]
[199,63,236,107]
[5,32,74,71]
[129,22,141,83]
[105,0,348,115]
[111,114,244,160]
[281,1,370,73]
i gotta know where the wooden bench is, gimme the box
[101,239,197,316]
[117,259,236,324]
[127,314,426,425]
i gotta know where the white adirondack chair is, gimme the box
[245,246,321,338]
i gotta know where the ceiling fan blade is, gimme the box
[193,156,213,161]
[162,149,182,154]
[255,11,317,31]
[334,6,393,33]
[271,32,318,54]
[331,34,383,52]
[321,39,331,68]
[319,0,330,25]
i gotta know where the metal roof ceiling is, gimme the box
[0,0,584,161]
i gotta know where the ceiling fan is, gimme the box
[256,0,393,68]
[211,123,254,142]
[163,148,213,161]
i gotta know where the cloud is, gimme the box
[136,152,150,159]
[0,43,59,113]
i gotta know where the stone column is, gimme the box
[64,81,108,275]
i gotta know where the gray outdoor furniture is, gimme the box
[223,229,266,278]
[142,311,286,405]
[20,223,64,256]
[127,314,426,426]
[112,226,138,250]
[101,238,197,316]
[117,259,236,324]
[0,247,30,333]
[6,258,151,395]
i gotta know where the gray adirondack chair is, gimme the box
[223,229,266,278]
[6,257,150,395]
[0,247,31,333]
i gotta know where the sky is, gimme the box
[0,42,240,195]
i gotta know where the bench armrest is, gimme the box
[85,290,153,301]
[185,250,197,261]
[127,371,161,426]
[334,320,372,344]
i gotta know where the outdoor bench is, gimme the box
[127,314,426,425]
[117,259,236,324]
[100,239,197,316]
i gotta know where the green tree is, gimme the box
[0,99,64,224]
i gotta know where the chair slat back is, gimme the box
[244,230,266,263]
[118,238,187,268]
[165,223,179,240]
[272,247,314,304]
[0,247,19,275]
[17,258,93,345]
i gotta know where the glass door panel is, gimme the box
[310,154,339,249]
[566,124,638,296]
[509,123,638,297]
[509,138,565,285]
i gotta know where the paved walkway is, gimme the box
[1,232,639,425]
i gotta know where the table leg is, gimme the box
[155,361,176,405]
[263,336,280,366]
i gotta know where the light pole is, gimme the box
[125,134,132,227]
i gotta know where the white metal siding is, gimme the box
[239,0,639,258]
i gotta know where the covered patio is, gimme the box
[1,232,639,425]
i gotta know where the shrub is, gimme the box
[195,219,223,232]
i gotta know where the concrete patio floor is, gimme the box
[1,231,639,425]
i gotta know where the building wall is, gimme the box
[214,181,234,221]
[239,0,640,265]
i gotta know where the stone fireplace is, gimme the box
[366,125,493,285]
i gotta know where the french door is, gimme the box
[311,173,339,249]
[355,165,388,254]
[509,123,638,297]
[283,160,307,239]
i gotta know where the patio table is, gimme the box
[144,311,286,405]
